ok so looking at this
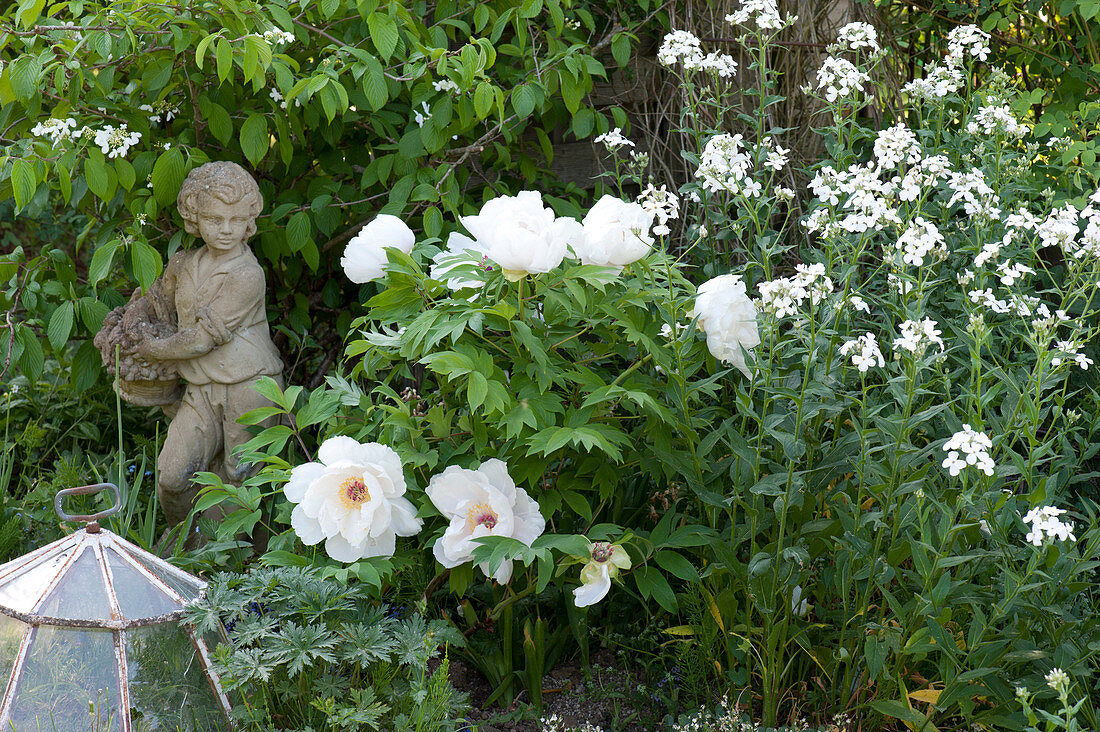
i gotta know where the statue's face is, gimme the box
[197,196,252,253]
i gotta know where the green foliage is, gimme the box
[185,565,469,730]
[0,0,646,390]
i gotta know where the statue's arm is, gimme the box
[136,263,265,362]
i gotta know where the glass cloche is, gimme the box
[0,483,231,730]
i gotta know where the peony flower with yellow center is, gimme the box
[426,459,545,583]
[284,436,423,562]
[572,541,632,607]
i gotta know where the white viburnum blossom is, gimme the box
[433,78,460,93]
[1022,506,1076,546]
[573,542,632,607]
[815,57,870,103]
[341,214,416,283]
[893,318,944,355]
[460,191,582,281]
[593,127,635,152]
[940,424,995,477]
[262,28,295,45]
[839,333,885,372]
[895,217,947,267]
[657,30,703,68]
[413,101,431,127]
[573,195,655,271]
[30,118,78,145]
[692,274,760,378]
[426,459,546,583]
[284,436,424,562]
[637,183,680,235]
[429,232,491,292]
[93,124,141,158]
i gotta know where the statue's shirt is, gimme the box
[155,246,282,385]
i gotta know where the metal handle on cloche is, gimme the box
[54,483,122,534]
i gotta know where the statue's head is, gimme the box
[176,162,263,241]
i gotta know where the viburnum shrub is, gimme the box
[0,0,645,387]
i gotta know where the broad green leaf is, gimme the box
[474,81,494,119]
[511,83,538,118]
[10,158,35,211]
[286,211,312,252]
[131,240,163,290]
[8,55,41,100]
[216,37,233,83]
[88,240,120,286]
[368,12,399,60]
[239,113,269,166]
[46,301,74,352]
[17,0,47,28]
[150,147,186,206]
[362,56,388,110]
[15,325,43,381]
[205,101,233,145]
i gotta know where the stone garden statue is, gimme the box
[94,162,283,547]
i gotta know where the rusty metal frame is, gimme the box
[0,525,229,730]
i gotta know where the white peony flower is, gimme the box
[341,214,416,283]
[572,542,631,607]
[460,191,582,281]
[692,274,761,377]
[284,436,423,562]
[573,195,654,271]
[426,459,545,583]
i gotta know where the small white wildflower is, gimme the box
[941,424,995,477]
[839,333,884,372]
[433,79,460,93]
[594,127,635,152]
[1023,507,1076,546]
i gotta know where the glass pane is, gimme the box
[0,613,28,685]
[105,550,181,620]
[0,549,77,613]
[37,547,113,621]
[7,626,122,732]
[126,551,205,602]
[126,625,226,731]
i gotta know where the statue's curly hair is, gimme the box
[176,161,263,239]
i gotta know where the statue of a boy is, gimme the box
[98,161,283,543]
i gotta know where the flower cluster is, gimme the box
[30,117,77,144]
[695,133,757,196]
[594,127,634,152]
[941,424,995,477]
[138,100,178,125]
[1050,340,1093,370]
[902,62,963,101]
[341,214,416,283]
[262,28,295,45]
[966,103,1027,138]
[895,217,947,266]
[892,318,944,355]
[692,274,760,377]
[725,0,794,31]
[815,57,870,104]
[637,183,680,235]
[830,21,879,53]
[756,263,834,318]
[93,124,141,158]
[839,333,885,372]
[946,24,991,65]
[432,78,460,93]
[657,30,703,68]
[873,123,921,169]
[1022,505,1076,546]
